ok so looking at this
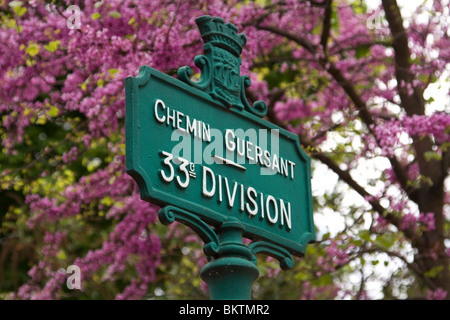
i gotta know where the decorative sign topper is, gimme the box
[125,16,315,268]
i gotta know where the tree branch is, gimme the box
[320,0,332,52]
[381,0,444,204]
[358,247,438,290]
[254,24,316,54]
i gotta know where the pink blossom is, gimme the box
[419,212,436,231]
[426,288,448,300]
[61,147,79,164]
[401,213,418,231]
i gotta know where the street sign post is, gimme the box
[125,15,315,299]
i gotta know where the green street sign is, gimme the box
[125,16,314,258]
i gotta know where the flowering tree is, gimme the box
[0,0,448,299]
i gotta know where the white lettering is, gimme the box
[225,129,235,152]
[154,99,211,142]
[263,150,271,167]
[271,153,280,173]
[246,141,254,162]
[179,305,213,317]
[176,111,185,132]
[224,177,238,208]
[200,168,292,231]
[255,145,263,165]
[202,122,211,142]
[202,166,215,198]
[240,184,244,212]
[167,108,176,128]
[280,157,288,177]
[159,151,174,183]
[246,187,258,216]
[186,116,197,137]
[236,138,245,157]
[154,99,166,123]
[260,193,264,219]
[218,174,222,203]
[280,200,291,230]
[289,160,295,180]
[266,195,278,225]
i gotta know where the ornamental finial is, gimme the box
[195,15,247,57]
[177,15,267,117]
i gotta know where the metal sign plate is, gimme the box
[125,16,314,256]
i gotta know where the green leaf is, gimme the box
[424,151,442,162]
[26,42,40,57]
[48,106,59,117]
[441,142,450,152]
[91,12,101,20]
[355,46,370,59]
[57,250,67,260]
[14,6,27,16]
[87,158,102,172]
[97,78,104,87]
[331,8,340,32]
[109,11,121,18]
[374,233,395,250]
[425,96,435,104]
[358,230,371,242]
[9,1,27,16]
[108,68,119,78]
[424,265,444,279]
[100,196,114,206]
[43,40,61,53]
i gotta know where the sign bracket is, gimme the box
[158,204,295,299]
